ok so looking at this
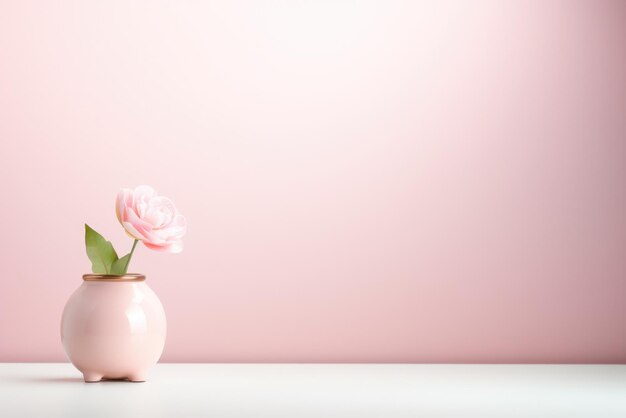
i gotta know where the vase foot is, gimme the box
[83,372,103,383]
[127,373,147,382]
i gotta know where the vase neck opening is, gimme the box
[83,274,145,282]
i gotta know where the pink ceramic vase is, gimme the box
[61,274,167,382]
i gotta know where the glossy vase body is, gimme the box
[61,275,166,382]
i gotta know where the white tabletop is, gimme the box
[1,363,625,417]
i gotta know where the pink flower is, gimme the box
[116,185,186,253]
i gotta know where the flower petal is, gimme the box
[143,240,183,253]
[116,188,133,224]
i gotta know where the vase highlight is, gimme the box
[61,274,166,382]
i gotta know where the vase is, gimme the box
[61,274,167,382]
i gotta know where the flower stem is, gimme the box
[124,239,139,274]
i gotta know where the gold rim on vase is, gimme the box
[83,274,146,282]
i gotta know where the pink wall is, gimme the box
[1,1,625,363]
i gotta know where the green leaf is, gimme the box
[85,224,118,274]
[110,253,131,275]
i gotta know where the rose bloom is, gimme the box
[116,186,186,253]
